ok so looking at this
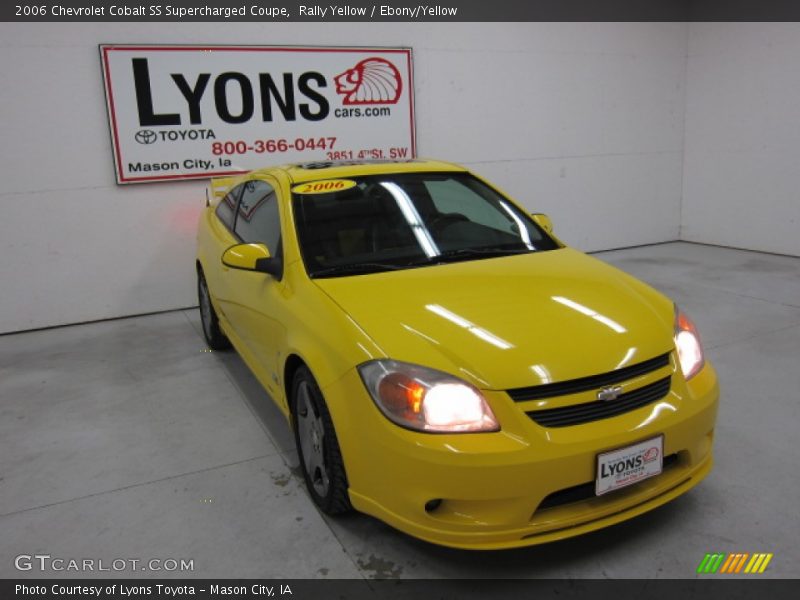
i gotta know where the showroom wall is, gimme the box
[683,23,800,257]
[0,23,688,333]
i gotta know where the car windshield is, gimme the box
[292,172,558,278]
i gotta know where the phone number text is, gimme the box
[211,137,337,155]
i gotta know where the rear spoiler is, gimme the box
[205,177,238,207]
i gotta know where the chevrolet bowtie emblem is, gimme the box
[597,385,624,401]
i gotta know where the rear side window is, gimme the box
[234,180,282,255]
[215,185,242,230]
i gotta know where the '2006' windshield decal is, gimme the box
[291,179,358,195]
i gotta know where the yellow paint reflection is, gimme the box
[552,296,626,333]
[426,304,514,350]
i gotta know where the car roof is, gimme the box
[251,159,468,184]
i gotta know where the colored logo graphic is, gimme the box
[696,552,773,574]
[642,447,660,462]
[334,58,402,105]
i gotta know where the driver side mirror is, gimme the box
[222,243,283,279]
[531,213,554,234]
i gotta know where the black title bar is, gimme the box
[6,1,800,22]
[4,579,800,600]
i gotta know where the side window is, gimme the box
[234,179,282,255]
[215,184,243,230]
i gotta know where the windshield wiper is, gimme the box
[310,262,404,278]
[407,245,533,266]
[312,246,533,277]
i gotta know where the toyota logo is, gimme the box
[135,130,157,144]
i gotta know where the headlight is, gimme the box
[358,360,500,433]
[674,305,705,380]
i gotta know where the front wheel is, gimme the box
[291,366,352,515]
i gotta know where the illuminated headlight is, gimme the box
[358,360,500,433]
[674,305,705,380]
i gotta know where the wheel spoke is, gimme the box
[296,382,330,497]
[307,449,325,486]
[296,385,315,471]
[315,457,330,495]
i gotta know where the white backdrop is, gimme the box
[0,22,689,333]
[683,23,800,257]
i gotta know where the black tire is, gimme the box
[291,365,352,515]
[197,269,231,350]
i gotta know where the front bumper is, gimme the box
[324,356,719,550]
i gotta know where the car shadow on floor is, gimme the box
[183,309,298,463]
[213,350,298,462]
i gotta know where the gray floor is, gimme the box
[1,242,798,579]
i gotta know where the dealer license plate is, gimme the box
[595,435,664,496]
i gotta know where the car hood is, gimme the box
[312,248,675,390]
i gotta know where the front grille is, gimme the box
[536,453,680,511]
[526,376,671,428]
[507,352,671,402]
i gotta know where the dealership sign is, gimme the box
[100,45,416,184]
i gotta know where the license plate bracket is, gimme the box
[596,435,664,496]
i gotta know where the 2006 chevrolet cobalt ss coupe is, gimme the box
[196,159,719,549]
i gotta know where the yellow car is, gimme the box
[196,159,719,549]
